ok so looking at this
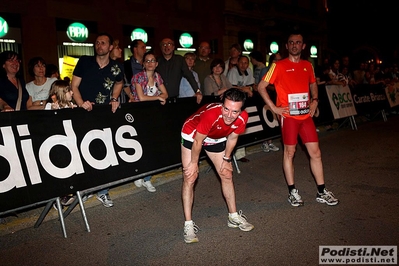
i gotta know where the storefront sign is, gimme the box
[0,16,8,38]
[66,22,89,42]
[310,45,318,58]
[179,32,193,48]
[131,28,148,43]
[243,39,253,51]
[270,41,279,53]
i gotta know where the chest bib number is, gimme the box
[288,93,309,116]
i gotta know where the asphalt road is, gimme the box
[1,115,398,266]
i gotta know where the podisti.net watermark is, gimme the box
[319,246,397,264]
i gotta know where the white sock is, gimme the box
[185,220,193,226]
[229,212,238,218]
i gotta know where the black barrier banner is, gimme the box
[351,83,390,115]
[0,94,281,213]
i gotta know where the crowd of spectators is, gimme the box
[316,55,399,88]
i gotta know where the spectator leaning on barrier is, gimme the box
[0,51,29,112]
[257,31,339,207]
[26,56,58,110]
[130,51,169,193]
[71,32,124,208]
[181,88,254,244]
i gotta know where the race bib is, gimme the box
[288,93,309,116]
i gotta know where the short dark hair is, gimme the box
[96,32,113,46]
[0,51,21,78]
[229,43,242,53]
[130,39,144,54]
[210,58,225,73]
[288,31,305,43]
[184,52,196,59]
[238,55,249,63]
[28,57,46,77]
[222,88,246,109]
[143,50,156,61]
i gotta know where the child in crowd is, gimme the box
[45,79,77,208]
[45,79,76,110]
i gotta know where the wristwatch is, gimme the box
[196,89,202,94]
[223,155,232,163]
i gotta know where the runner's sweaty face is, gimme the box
[221,99,242,125]
[286,34,305,57]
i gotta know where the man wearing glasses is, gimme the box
[180,88,254,244]
[156,38,202,103]
[257,31,339,207]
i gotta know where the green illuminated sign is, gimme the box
[131,28,148,43]
[270,42,279,53]
[243,39,253,51]
[0,17,9,38]
[179,33,193,48]
[66,22,88,42]
[310,45,317,55]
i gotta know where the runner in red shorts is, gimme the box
[181,88,254,244]
[257,31,339,207]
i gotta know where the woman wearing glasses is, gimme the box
[130,51,168,104]
[0,51,29,111]
[130,51,169,193]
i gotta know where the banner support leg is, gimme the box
[233,154,241,174]
[76,191,91,233]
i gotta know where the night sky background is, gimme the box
[326,1,398,65]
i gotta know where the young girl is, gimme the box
[45,80,77,208]
[45,79,76,110]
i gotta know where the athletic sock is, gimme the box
[288,185,295,193]
[317,184,326,194]
[229,212,238,218]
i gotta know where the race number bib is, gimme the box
[288,93,310,116]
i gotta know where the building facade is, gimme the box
[1,0,328,82]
